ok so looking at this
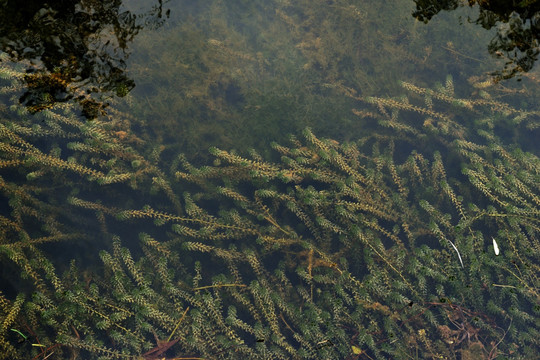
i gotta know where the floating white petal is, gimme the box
[492,237,500,256]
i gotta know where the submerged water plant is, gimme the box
[0,54,539,360]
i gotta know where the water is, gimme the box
[0,1,539,359]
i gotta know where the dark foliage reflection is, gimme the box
[0,0,170,118]
[413,0,540,80]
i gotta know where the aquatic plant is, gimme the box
[1,55,539,359]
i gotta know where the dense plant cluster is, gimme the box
[0,54,539,359]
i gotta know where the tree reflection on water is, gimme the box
[0,0,170,118]
[412,0,540,80]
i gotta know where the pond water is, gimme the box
[0,1,539,359]
[123,1,504,155]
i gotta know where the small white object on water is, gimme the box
[492,237,500,256]
[446,239,464,268]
